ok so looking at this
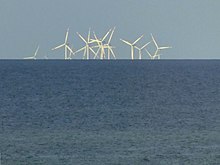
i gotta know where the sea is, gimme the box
[0,60,220,165]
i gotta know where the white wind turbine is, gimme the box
[120,35,144,60]
[51,28,73,60]
[92,29,112,60]
[74,28,96,60]
[135,41,151,60]
[24,45,39,60]
[67,45,75,59]
[105,27,116,59]
[145,49,161,60]
[93,27,116,59]
[103,44,116,60]
[151,33,171,59]
[92,32,104,59]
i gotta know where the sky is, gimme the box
[0,0,220,59]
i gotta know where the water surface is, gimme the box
[0,60,220,164]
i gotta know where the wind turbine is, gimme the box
[145,49,161,60]
[104,44,116,60]
[51,28,73,60]
[151,33,171,58]
[93,27,116,59]
[67,45,75,59]
[105,27,116,59]
[92,28,112,59]
[74,28,96,60]
[92,32,104,59]
[120,35,144,60]
[24,45,39,60]
[134,41,151,60]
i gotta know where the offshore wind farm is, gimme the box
[23,28,171,60]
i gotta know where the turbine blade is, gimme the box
[151,33,158,49]
[66,45,73,54]
[134,46,140,50]
[90,39,98,43]
[145,49,152,57]
[89,47,96,55]
[159,46,172,50]
[65,28,69,44]
[69,47,75,59]
[24,56,33,59]
[52,44,65,50]
[89,39,99,44]
[108,27,115,44]
[74,46,86,54]
[93,32,98,40]
[88,28,91,42]
[154,49,159,56]
[133,35,144,45]
[109,47,116,59]
[102,28,112,41]
[91,45,99,48]
[93,47,100,59]
[120,39,132,46]
[34,46,40,56]
[93,32,102,47]
[77,32,87,44]
[141,41,151,50]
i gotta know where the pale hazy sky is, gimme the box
[0,0,220,59]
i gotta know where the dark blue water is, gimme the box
[0,60,220,164]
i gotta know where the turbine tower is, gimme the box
[135,41,151,60]
[120,35,144,60]
[74,28,96,60]
[23,45,39,60]
[151,34,171,59]
[52,28,73,60]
